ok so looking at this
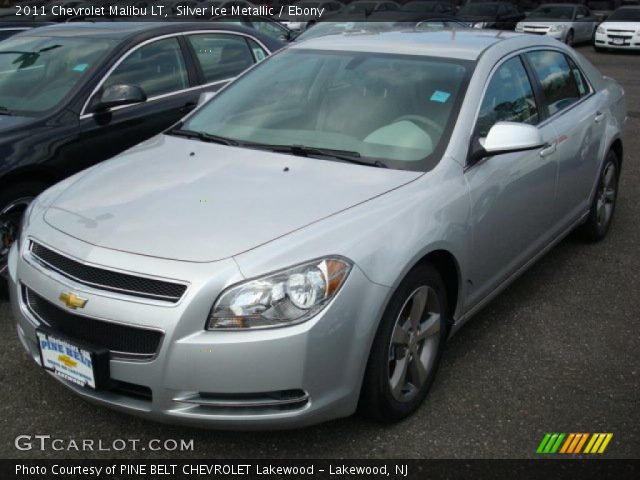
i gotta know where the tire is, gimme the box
[0,181,48,296]
[576,150,620,242]
[565,30,574,46]
[361,263,449,423]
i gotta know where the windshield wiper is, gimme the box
[241,143,388,168]
[168,129,238,146]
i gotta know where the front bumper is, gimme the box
[9,231,389,429]
[594,32,640,50]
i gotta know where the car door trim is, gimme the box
[79,30,272,120]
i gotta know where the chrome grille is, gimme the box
[24,286,163,359]
[30,242,187,303]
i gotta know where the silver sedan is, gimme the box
[9,30,626,428]
[515,3,599,45]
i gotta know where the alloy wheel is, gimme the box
[595,161,617,231]
[0,196,34,276]
[387,285,441,402]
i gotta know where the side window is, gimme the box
[102,38,188,98]
[566,56,590,98]
[246,38,268,62]
[251,21,287,42]
[187,34,254,83]
[526,50,581,116]
[476,56,539,138]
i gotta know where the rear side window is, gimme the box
[526,51,581,116]
[103,38,188,98]
[476,56,539,138]
[187,34,254,83]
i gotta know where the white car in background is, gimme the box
[515,3,599,45]
[594,6,640,51]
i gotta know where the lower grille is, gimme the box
[24,287,163,359]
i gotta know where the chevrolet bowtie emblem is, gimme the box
[58,354,78,368]
[59,292,87,310]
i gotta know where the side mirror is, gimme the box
[483,122,544,154]
[471,122,544,163]
[95,84,146,111]
[197,90,217,107]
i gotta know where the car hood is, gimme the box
[44,135,421,262]
[601,21,640,31]
[520,20,570,26]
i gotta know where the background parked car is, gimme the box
[457,1,525,29]
[279,1,345,31]
[212,14,295,42]
[0,22,282,288]
[594,5,640,50]
[401,1,457,15]
[515,3,599,45]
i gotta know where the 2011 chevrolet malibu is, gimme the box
[9,30,626,428]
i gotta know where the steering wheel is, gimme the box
[391,115,444,139]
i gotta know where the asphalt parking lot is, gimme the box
[0,45,638,460]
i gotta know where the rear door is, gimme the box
[524,49,606,231]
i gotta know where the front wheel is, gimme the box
[0,181,47,294]
[576,150,620,242]
[361,263,449,423]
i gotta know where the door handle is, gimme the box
[594,111,606,123]
[539,142,556,158]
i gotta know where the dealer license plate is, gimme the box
[36,329,108,389]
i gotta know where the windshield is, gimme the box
[529,6,574,20]
[180,49,470,170]
[0,35,113,115]
[459,4,498,16]
[607,7,640,21]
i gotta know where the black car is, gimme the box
[457,2,525,29]
[0,22,283,283]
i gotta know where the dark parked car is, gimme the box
[457,1,525,29]
[0,22,283,285]
[402,1,457,15]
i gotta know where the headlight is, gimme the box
[548,24,566,33]
[596,26,605,34]
[473,22,486,29]
[207,257,352,330]
[515,23,524,32]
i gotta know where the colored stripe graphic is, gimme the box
[538,433,613,454]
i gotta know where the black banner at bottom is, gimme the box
[2,459,639,480]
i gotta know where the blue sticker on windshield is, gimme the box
[430,90,451,103]
[73,63,88,72]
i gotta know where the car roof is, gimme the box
[290,29,540,61]
[15,21,269,40]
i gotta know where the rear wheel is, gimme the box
[576,150,619,242]
[361,263,449,422]
[0,181,47,296]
